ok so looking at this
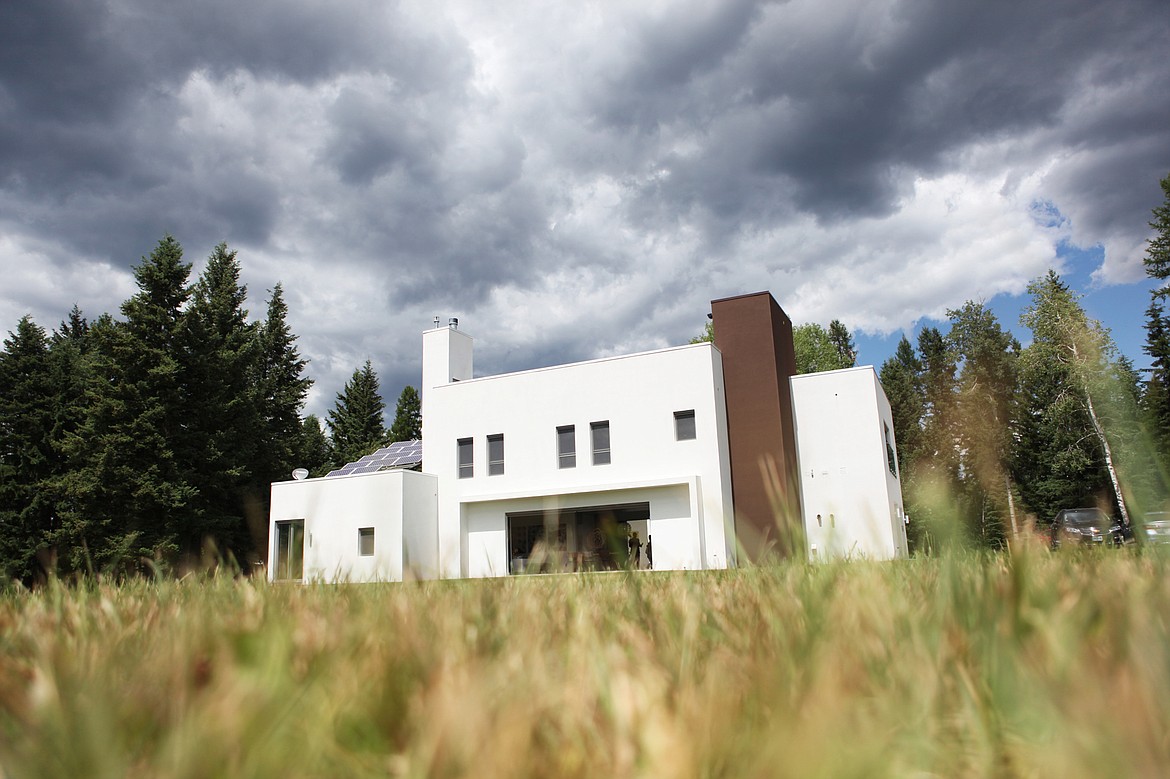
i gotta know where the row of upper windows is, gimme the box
[455,410,697,479]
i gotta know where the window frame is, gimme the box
[358,527,375,556]
[487,433,505,476]
[457,437,474,479]
[557,425,576,468]
[674,409,697,441]
[591,420,611,465]
[883,422,897,477]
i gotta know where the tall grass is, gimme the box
[2,550,1169,778]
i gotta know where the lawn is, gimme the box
[2,549,1168,777]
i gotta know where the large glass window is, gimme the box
[457,437,473,478]
[557,425,576,468]
[488,434,505,475]
[674,410,696,441]
[591,421,611,465]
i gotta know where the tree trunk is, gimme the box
[1005,475,1019,537]
[1084,390,1131,527]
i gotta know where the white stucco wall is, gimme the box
[790,367,908,561]
[423,338,735,578]
[268,469,438,582]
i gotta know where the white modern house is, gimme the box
[268,292,907,583]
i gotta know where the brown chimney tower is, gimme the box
[711,292,801,561]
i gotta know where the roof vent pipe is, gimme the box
[449,317,459,330]
[433,316,441,328]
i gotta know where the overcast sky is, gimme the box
[3,0,1169,419]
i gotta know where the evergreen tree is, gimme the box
[184,243,261,559]
[388,385,422,442]
[946,301,1020,546]
[1143,173,1170,283]
[327,360,387,468]
[0,317,57,582]
[828,319,857,368]
[297,415,332,477]
[910,326,966,549]
[43,307,94,576]
[879,336,924,474]
[252,284,313,487]
[1143,297,1170,458]
[879,336,928,552]
[60,236,196,571]
[1142,173,1170,461]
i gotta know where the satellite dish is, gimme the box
[292,468,309,481]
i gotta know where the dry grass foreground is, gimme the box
[1,551,1169,778]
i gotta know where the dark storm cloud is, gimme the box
[591,0,1168,229]
[2,0,1169,415]
[0,0,474,270]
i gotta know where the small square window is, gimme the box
[488,433,505,475]
[674,410,696,441]
[457,437,473,478]
[591,421,611,465]
[359,527,375,556]
[557,425,576,468]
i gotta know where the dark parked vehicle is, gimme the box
[1138,511,1170,546]
[1050,508,1123,549]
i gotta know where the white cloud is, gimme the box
[2,0,1168,416]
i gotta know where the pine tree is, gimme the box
[1142,173,1170,462]
[910,326,966,549]
[879,336,924,475]
[297,415,332,477]
[946,301,1020,546]
[43,307,94,576]
[327,360,387,468]
[184,243,260,559]
[1143,298,1170,458]
[1143,173,1170,283]
[61,236,196,571]
[252,284,313,487]
[388,386,422,443]
[879,337,927,552]
[828,319,857,368]
[0,317,57,582]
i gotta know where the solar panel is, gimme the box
[326,439,423,477]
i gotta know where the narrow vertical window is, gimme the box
[359,527,375,556]
[557,425,576,468]
[457,437,473,478]
[274,519,304,580]
[488,434,505,475]
[884,422,897,476]
[591,421,611,465]
[674,410,696,441]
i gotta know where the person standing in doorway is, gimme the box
[646,535,653,570]
[630,531,643,569]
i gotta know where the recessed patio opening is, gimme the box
[507,502,649,574]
